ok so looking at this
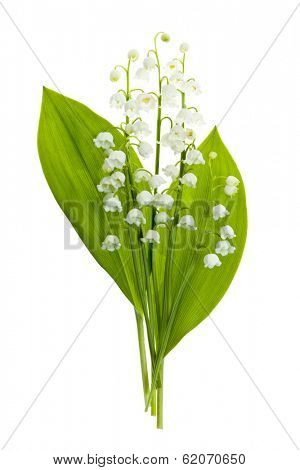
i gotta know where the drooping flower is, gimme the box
[176,108,204,127]
[141,230,160,244]
[224,185,238,196]
[136,190,153,207]
[166,60,179,74]
[143,56,156,70]
[148,175,166,190]
[124,208,146,226]
[215,240,236,256]
[163,164,180,181]
[177,215,197,230]
[154,212,173,226]
[101,235,121,252]
[103,193,122,213]
[184,149,205,165]
[180,172,197,188]
[185,128,196,142]
[161,126,185,153]
[111,171,125,188]
[132,120,151,137]
[104,150,126,171]
[152,193,174,210]
[136,93,157,112]
[93,132,115,150]
[124,99,139,117]
[220,225,236,240]
[109,70,121,82]
[135,68,150,81]
[179,42,189,53]
[138,141,153,159]
[209,151,218,159]
[204,253,222,269]
[109,92,126,109]
[161,84,178,107]
[102,158,114,173]
[183,79,201,95]
[134,169,151,183]
[212,204,229,221]
[171,124,186,140]
[226,176,240,186]
[97,173,124,193]
[169,71,185,89]
[128,49,139,61]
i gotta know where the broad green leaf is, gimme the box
[38,88,144,310]
[162,127,247,354]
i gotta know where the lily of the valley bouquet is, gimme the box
[38,33,247,429]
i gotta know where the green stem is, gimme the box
[156,362,164,429]
[151,389,157,416]
[135,309,150,407]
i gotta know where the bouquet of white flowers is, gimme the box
[38,32,247,429]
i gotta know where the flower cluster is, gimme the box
[93,33,239,270]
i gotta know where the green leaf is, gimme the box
[37,87,143,310]
[163,127,247,354]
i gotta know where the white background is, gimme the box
[1,0,300,468]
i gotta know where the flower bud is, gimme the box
[161,33,170,42]
[179,42,189,53]
[128,49,139,61]
[109,70,121,82]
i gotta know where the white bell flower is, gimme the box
[162,83,178,107]
[134,169,151,183]
[135,68,150,81]
[136,93,157,112]
[124,99,139,117]
[226,175,240,186]
[97,173,124,193]
[128,49,139,61]
[152,193,174,210]
[155,212,173,226]
[109,92,126,109]
[97,176,116,194]
[103,193,122,213]
[224,185,238,196]
[101,235,121,252]
[136,190,153,207]
[166,60,179,74]
[138,141,153,159]
[124,208,146,226]
[177,215,197,230]
[185,128,196,142]
[184,149,205,165]
[179,42,190,53]
[161,131,185,153]
[132,120,151,137]
[105,150,126,170]
[109,70,121,82]
[183,79,201,95]
[215,240,236,256]
[143,56,156,70]
[176,108,204,127]
[171,124,186,140]
[148,175,166,190]
[213,204,229,221]
[220,225,236,240]
[169,71,185,90]
[141,230,160,244]
[209,151,218,159]
[204,253,222,269]
[111,171,125,188]
[162,164,180,181]
[102,158,115,173]
[180,172,197,188]
[93,132,114,150]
